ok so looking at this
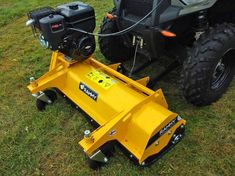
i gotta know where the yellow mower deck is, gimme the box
[28,52,186,166]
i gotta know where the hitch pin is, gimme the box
[29,77,40,97]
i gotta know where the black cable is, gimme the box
[129,41,140,77]
[67,0,164,37]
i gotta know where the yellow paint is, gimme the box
[136,76,150,86]
[28,51,186,165]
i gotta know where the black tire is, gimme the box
[101,142,115,158]
[98,10,133,63]
[44,90,57,102]
[36,99,47,111]
[87,143,114,170]
[178,30,196,47]
[182,23,235,106]
[36,90,57,111]
[87,158,102,170]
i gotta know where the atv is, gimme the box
[99,0,235,106]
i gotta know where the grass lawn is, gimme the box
[0,0,234,175]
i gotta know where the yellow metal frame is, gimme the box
[28,52,186,164]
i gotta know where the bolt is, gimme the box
[30,77,35,83]
[141,162,145,166]
[84,130,91,138]
[104,157,108,163]
[177,116,182,121]
[47,100,52,104]
[181,125,185,129]
[30,77,38,87]
[168,130,172,135]
[130,155,133,158]
[155,141,159,146]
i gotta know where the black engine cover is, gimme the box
[39,14,66,50]
[29,1,97,60]
[57,2,96,32]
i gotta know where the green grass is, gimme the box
[0,0,234,175]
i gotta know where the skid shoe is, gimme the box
[28,52,186,169]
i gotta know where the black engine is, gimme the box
[27,1,96,61]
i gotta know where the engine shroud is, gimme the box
[28,1,96,61]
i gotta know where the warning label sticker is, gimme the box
[87,70,116,89]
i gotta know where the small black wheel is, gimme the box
[182,23,235,106]
[44,90,57,102]
[36,99,47,111]
[87,143,114,170]
[54,88,64,96]
[87,158,102,170]
[36,90,57,111]
[101,142,115,158]
[99,9,133,63]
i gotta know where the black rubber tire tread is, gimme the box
[44,90,57,103]
[87,158,102,170]
[100,142,115,158]
[36,99,46,111]
[182,23,235,106]
[98,10,132,63]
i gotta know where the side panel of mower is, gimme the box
[28,52,186,164]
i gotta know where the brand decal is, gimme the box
[146,116,181,148]
[79,82,98,101]
[159,118,178,136]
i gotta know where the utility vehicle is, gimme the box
[99,0,235,106]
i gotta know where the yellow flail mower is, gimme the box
[26,1,186,169]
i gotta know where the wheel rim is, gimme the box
[211,49,235,90]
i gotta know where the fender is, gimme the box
[175,0,218,16]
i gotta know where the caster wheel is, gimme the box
[36,99,47,111]
[101,142,115,157]
[36,90,57,111]
[87,158,102,170]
